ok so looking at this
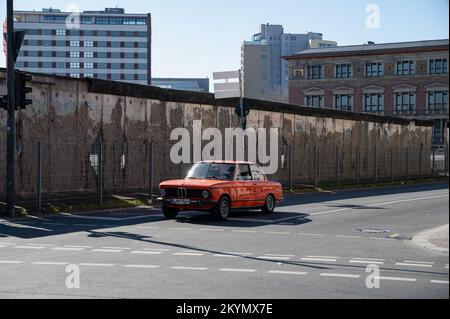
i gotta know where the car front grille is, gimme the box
[164,188,204,198]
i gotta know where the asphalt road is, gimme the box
[0,182,448,299]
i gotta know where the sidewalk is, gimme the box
[413,224,449,254]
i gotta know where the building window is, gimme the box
[432,120,445,146]
[84,63,93,69]
[83,73,94,78]
[429,59,448,74]
[307,65,323,80]
[70,62,80,69]
[70,51,80,58]
[84,41,93,47]
[70,73,80,78]
[305,95,324,107]
[293,69,304,78]
[84,52,94,58]
[365,62,383,77]
[395,92,416,112]
[396,60,415,76]
[364,93,384,113]
[336,64,352,78]
[335,94,353,111]
[70,41,80,47]
[56,29,66,36]
[427,91,449,111]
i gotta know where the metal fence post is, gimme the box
[99,135,103,206]
[336,145,340,186]
[36,142,42,213]
[149,142,154,204]
[288,145,293,191]
[391,146,394,182]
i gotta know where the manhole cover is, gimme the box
[355,228,391,234]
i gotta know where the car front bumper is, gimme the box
[158,198,218,210]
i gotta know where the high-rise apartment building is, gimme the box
[241,23,336,102]
[10,7,151,85]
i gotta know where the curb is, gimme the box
[412,224,449,254]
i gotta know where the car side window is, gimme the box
[236,164,252,181]
[250,165,265,181]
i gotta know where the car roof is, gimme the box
[198,160,256,165]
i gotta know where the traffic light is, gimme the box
[14,70,32,110]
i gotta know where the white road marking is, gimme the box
[124,265,160,269]
[376,276,417,282]
[0,260,23,264]
[136,226,160,229]
[350,260,384,265]
[257,256,291,261]
[53,247,85,251]
[91,249,123,253]
[395,262,433,268]
[224,252,254,256]
[298,233,324,237]
[265,254,295,258]
[311,195,449,216]
[168,228,191,231]
[301,257,337,262]
[308,256,340,259]
[370,237,396,241]
[33,262,69,266]
[265,232,291,235]
[131,251,163,255]
[174,253,204,256]
[213,254,239,258]
[431,280,449,284]
[335,235,361,239]
[352,258,385,261]
[171,266,208,271]
[14,245,46,250]
[321,273,361,279]
[199,229,225,232]
[143,248,170,252]
[79,263,114,267]
[219,268,257,273]
[403,261,434,265]
[232,230,258,233]
[102,247,132,250]
[64,245,93,249]
[268,270,307,276]
[25,244,55,247]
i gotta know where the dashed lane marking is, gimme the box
[257,256,291,261]
[171,266,208,271]
[199,229,225,232]
[307,256,340,259]
[0,260,23,264]
[32,262,69,266]
[298,233,324,237]
[168,228,191,231]
[350,260,384,265]
[219,268,257,273]
[335,235,361,239]
[320,273,361,279]
[174,253,204,256]
[301,257,337,262]
[131,251,164,255]
[265,232,291,235]
[268,271,307,276]
[78,263,114,267]
[64,245,93,249]
[264,254,295,258]
[376,276,417,282]
[14,245,46,250]
[395,262,433,268]
[53,247,85,251]
[91,249,123,253]
[102,247,132,250]
[124,265,160,269]
[213,254,239,258]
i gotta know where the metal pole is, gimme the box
[6,0,16,217]
[99,135,103,206]
[149,142,154,205]
[36,142,42,213]
[336,145,340,186]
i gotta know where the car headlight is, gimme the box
[160,189,166,197]
[202,190,210,198]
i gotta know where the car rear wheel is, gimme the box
[213,196,231,221]
[261,194,276,214]
[162,205,179,219]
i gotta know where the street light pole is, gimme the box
[6,0,16,217]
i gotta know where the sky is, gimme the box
[0,0,449,80]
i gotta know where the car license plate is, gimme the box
[171,199,191,205]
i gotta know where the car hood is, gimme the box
[160,179,230,189]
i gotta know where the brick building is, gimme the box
[284,39,449,149]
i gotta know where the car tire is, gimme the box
[213,196,231,221]
[261,194,276,214]
[162,205,179,219]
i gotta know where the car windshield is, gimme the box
[186,163,236,181]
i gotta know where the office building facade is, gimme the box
[152,78,210,93]
[284,39,449,149]
[10,7,151,85]
[241,23,336,102]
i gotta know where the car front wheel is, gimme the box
[261,194,276,214]
[162,205,179,219]
[213,197,231,221]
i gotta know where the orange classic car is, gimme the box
[158,161,283,220]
